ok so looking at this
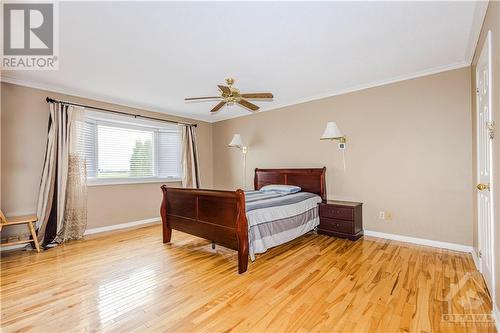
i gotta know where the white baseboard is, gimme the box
[364,230,472,253]
[493,305,500,332]
[0,244,28,252]
[1,218,160,251]
[84,218,161,236]
[471,248,481,271]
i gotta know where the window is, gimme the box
[80,111,182,185]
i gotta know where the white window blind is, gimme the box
[78,112,183,184]
[80,121,97,178]
[158,130,182,178]
[98,124,154,178]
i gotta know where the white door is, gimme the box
[476,31,494,295]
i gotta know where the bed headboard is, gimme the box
[254,167,327,201]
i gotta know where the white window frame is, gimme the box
[83,112,183,186]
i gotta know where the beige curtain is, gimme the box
[181,125,200,188]
[36,103,88,246]
[36,103,59,244]
[54,108,88,243]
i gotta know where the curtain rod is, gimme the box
[45,97,197,127]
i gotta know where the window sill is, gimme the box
[87,178,182,187]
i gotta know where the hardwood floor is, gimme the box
[1,224,495,333]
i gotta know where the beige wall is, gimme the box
[470,1,500,313]
[213,67,473,246]
[1,68,476,248]
[1,40,488,301]
[1,82,213,231]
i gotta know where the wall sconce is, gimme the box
[320,121,347,172]
[228,134,248,189]
[320,121,346,149]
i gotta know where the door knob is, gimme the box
[477,183,490,191]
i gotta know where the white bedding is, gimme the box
[244,191,322,260]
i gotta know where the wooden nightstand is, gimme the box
[318,200,363,240]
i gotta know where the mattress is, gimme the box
[244,190,322,260]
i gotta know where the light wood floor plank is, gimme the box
[1,225,495,333]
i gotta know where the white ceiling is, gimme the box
[1,1,487,122]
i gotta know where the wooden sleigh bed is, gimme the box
[160,168,326,274]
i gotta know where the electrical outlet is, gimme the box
[378,211,393,221]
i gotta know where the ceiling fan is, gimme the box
[185,78,274,113]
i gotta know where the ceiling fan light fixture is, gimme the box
[185,78,274,114]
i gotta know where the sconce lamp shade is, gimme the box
[320,122,344,140]
[228,134,244,148]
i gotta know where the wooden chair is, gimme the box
[0,210,41,252]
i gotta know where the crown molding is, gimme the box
[465,1,489,64]
[0,75,214,123]
[2,1,485,124]
[2,60,469,124]
[213,61,470,123]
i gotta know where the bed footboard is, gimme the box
[160,186,249,274]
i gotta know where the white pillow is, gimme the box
[260,184,301,194]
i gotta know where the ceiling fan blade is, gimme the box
[185,96,221,101]
[237,99,260,111]
[218,85,231,95]
[210,101,227,113]
[240,93,274,99]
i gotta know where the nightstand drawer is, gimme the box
[320,205,353,221]
[319,218,353,234]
